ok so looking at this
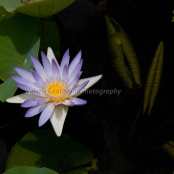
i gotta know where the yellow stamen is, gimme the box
[45,81,69,103]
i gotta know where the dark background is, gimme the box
[1,0,174,173]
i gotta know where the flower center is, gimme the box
[45,81,69,103]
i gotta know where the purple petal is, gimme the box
[69,71,82,89]
[70,80,89,97]
[70,97,87,105]
[68,60,83,83]
[74,75,102,97]
[24,104,47,118]
[52,59,61,81]
[14,67,35,82]
[12,76,37,88]
[30,70,46,88]
[21,98,41,108]
[68,50,82,75]
[62,65,68,83]
[60,49,70,74]
[41,52,53,78]
[16,84,43,96]
[54,102,62,106]
[38,104,55,127]
[30,55,46,80]
[16,83,35,92]
[37,98,49,105]
[62,100,74,106]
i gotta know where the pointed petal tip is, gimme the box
[6,98,11,103]
[56,125,63,137]
[30,55,38,65]
[47,47,54,56]
[47,47,52,51]
[30,55,35,59]
[98,74,102,80]
[74,50,82,59]
[6,93,38,103]
[41,51,46,56]
[93,74,102,82]
[38,115,47,127]
[98,74,103,79]
[24,113,30,118]
[70,97,87,106]
[20,103,24,107]
[52,122,63,137]
[66,48,69,54]
[89,74,102,86]
[38,121,42,127]
[29,69,34,73]
[13,67,21,74]
[50,105,68,137]
[11,76,15,80]
[41,51,48,61]
[77,50,82,57]
[14,66,19,70]
[57,130,62,137]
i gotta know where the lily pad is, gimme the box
[0,13,39,81]
[4,166,58,174]
[0,0,76,18]
[0,6,15,21]
[0,0,45,12]
[0,0,23,12]
[17,0,76,18]
[0,13,40,101]
[37,17,60,59]
[5,128,97,174]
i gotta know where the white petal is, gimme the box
[6,93,40,103]
[74,75,102,97]
[47,47,59,67]
[50,105,68,137]
[62,99,74,106]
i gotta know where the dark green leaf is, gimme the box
[6,128,97,174]
[0,6,15,21]
[0,0,23,12]
[0,13,40,101]
[0,0,76,18]
[3,166,58,174]
[37,17,60,59]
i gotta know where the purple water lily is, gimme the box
[6,47,102,136]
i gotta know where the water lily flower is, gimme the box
[6,48,102,136]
